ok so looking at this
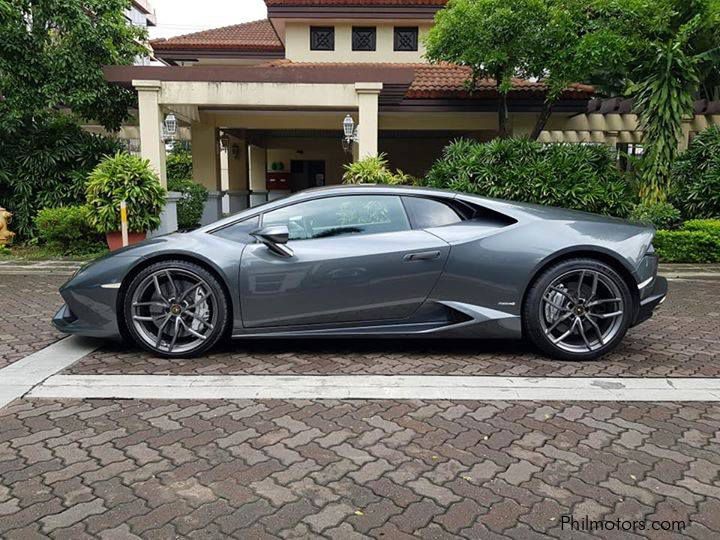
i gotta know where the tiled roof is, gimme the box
[265,0,446,5]
[262,61,595,100]
[409,64,594,99]
[150,19,283,52]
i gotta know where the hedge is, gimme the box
[422,138,635,217]
[653,219,720,263]
[34,205,105,255]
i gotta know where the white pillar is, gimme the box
[191,122,222,225]
[355,82,382,159]
[248,144,268,207]
[134,80,167,188]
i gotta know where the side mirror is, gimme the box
[251,225,294,258]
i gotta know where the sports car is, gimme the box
[54,185,667,361]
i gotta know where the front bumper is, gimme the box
[632,276,668,326]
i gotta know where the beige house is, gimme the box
[104,0,720,226]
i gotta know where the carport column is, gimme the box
[191,121,223,225]
[355,83,383,160]
[134,80,167,187]
[226,134,250,214]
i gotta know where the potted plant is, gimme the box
[86,152,166,251]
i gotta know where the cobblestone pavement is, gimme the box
[67,279,720,378]
[1,398,719,539]
[0,273,67,369]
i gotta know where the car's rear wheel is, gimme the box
[523,258,633,361]
[123,260,229,358]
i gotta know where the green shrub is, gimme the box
[0,113,122,239]
[168,178,208,230]
[422,138,635,217]
[682,219,720,236]
[86,153,166,234]
[629,202,682,229]
[670,125,720,219]
[167,148,193,183]
[653,230,720,263]
[34,205,105,255]
[342,154,414,185]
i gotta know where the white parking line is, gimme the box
[28,374,720,402]
[0,336,102,408]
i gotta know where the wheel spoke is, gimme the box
[588,310,623,320]
[188,291,214,310]
[586,298,621,308]
[153,275,168,303]
[589,272,599,301]
[185,311,214,330]
[154,313,173,349]
[133,314,168,323]
[543,296,571,313]
[585,315,605,346]
[179,282,204,303]
[577,318,593,351]
[544,311,574,335]
[577,270,585,298]
[168,317,181,353]
[133,301,168,309]
[179,318,208,341]
[165,271,178,299]
[550,318,578,345]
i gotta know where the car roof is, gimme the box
[196,184,459,233]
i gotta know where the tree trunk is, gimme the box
[495,73,510,139]
[530,101,554,141]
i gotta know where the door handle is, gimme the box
[403,250,441,262]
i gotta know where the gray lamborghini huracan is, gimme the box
[54,185,667,361]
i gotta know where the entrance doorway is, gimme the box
[290,160,326,192]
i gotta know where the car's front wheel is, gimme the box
[523,258,633,361]
[123,260,229,358]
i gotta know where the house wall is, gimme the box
[285,21,431,63]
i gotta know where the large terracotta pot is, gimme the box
[106,231,147,251]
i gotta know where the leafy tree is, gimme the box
[629,0,720,203]
[0,113,122,237]
[425,0,664,139]
[426,0,547,138]
[0,0,146,133]
[0,0,145,238]
[426,0,548,138]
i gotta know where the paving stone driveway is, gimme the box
[0,273,67,369]
[1,398,719,539]
[67,278,720,378]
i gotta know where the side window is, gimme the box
[310,26,335,51]
[394,27,419,51]
[213,216,260,244]
[402,197,462,229]
[262,196,410,241]
[352,27,377,51]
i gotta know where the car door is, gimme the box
[239,194,450,328]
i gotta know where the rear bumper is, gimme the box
[632,276,668,326]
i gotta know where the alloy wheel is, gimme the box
[130,268,218,354]
[539,269,625,354]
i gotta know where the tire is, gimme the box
[523,258,633,361]
[123,260,229,358]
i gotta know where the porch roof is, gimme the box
[105,61,595,108]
